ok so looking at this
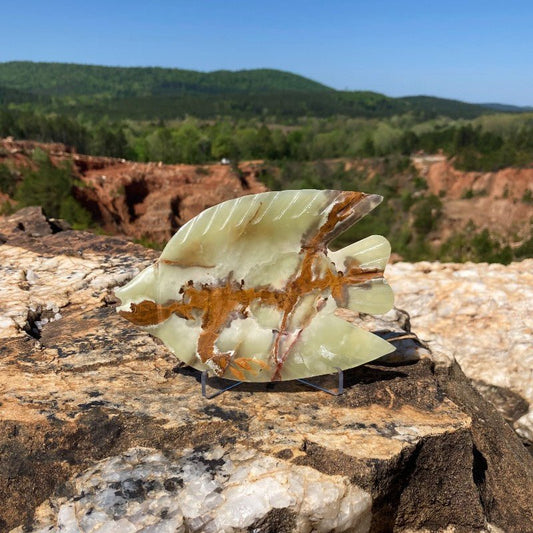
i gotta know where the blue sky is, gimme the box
[1,0,532,105]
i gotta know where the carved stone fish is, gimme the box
[116,190,395,382]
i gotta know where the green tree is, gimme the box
[145,127,179,163]
[212,134,239,161]
[91,122,132,158]
[453,125,476,151]
[361,136,376,157]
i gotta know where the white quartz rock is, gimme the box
[20,446,372,533]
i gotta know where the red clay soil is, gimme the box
[0,138,267,243]
[76,161,268,243]
[412,155,533,243]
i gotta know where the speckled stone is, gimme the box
[387,260,533,442]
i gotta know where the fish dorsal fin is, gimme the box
[160,190,382,269]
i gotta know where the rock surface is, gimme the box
[13,447,372,533]
[0,209,532,532]
[387,260,533,445]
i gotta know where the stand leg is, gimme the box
[296,367,344,396]
[201,368,344,398]
[201,370,243,399]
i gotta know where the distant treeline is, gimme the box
[1,108,533,171]
[0,62,330,97]
[1,91,492,122]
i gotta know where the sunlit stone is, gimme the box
[116,190,395,381]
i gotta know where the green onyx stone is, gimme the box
[116,190,395,382]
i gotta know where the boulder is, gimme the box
[0,209,532,532]
[387,260,533,446]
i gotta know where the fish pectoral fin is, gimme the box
[345,279,394,315]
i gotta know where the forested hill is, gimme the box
[0,61,505,121]
[0,61,331,96]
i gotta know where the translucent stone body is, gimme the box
[116,190,395,381]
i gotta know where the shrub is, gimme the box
[15,149,92,228]
[522,189,533,204]
[59,196,93,229]
[440,228,513,264]
[413,194,442,234]
[515,235,533,259]
[0,200,15,215]
[413,176,428,190]
[0,163,17,196]
[195,166,210,176]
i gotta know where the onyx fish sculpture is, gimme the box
[116,190,395,382]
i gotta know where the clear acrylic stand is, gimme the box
[297,367,344,396]
[201,367,344,399]
[201,370,243,399]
